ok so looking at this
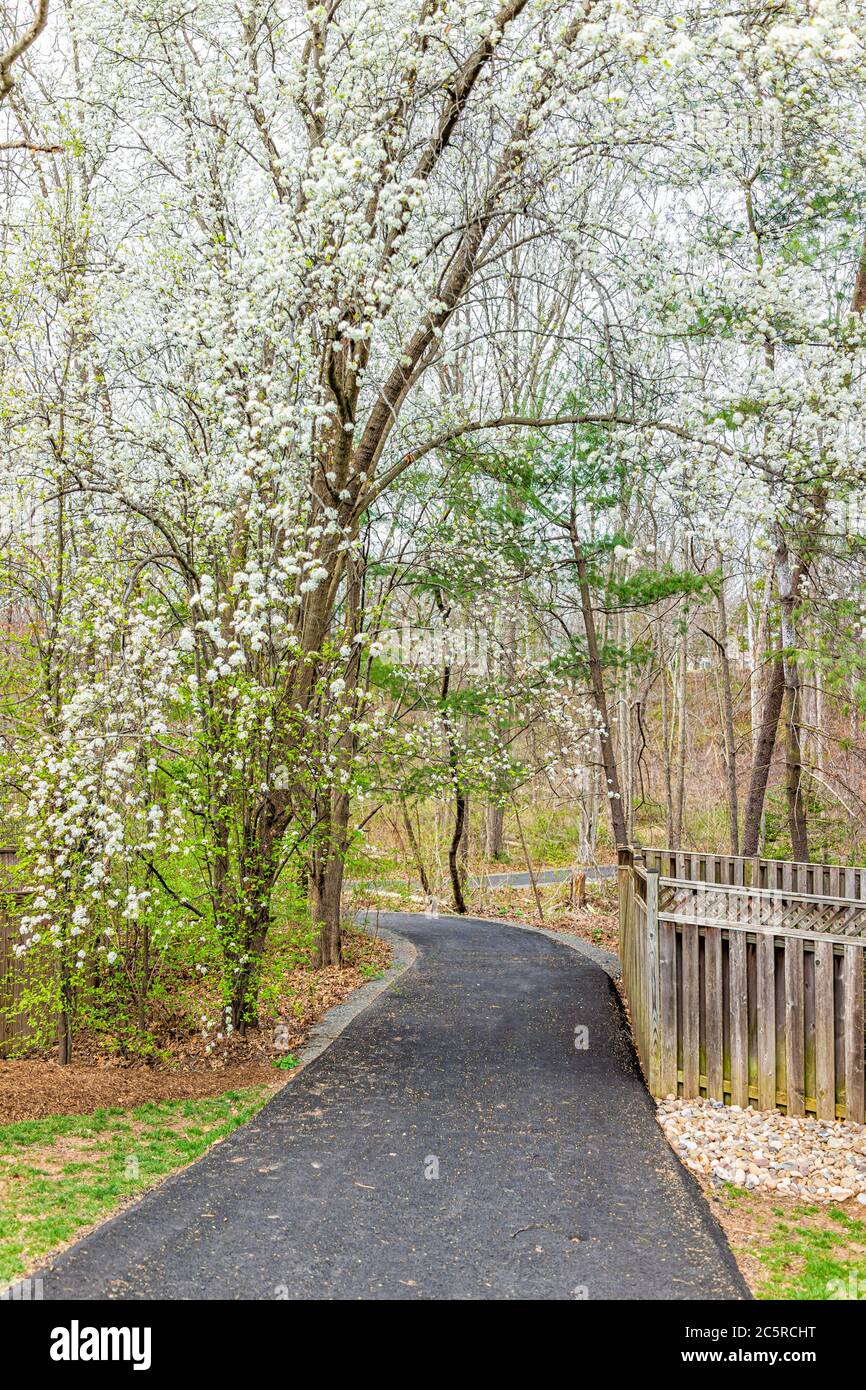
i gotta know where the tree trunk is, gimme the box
[448,791,468,914]
[785,681,809,861]
[400,801,432,896]
[740,535,819,857]
[776,526,809,859]
[714,558,739,855]
[57,998,72,1065]
[814,663,825,779]
[312,856,344,967]
[459,794,470,875]
[741,657,784,856]
[570,535,628,847]
[56,934,74,1064]
[673,614,688,849]
[485,802,505,859]
[659,624,675,846]
[749,559,774,756]
[230,912,270,1032]
[310,554,363,966]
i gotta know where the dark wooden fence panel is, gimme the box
[620,847,866,1121]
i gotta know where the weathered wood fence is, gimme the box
[619,846,866,1122]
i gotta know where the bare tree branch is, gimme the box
[0,0,49,105]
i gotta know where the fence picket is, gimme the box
[681,925,700,1098]
[757,933,776,1110]
[729,932,749,1108]
[843,945,865,1124]
[814,940,837,1121]
[659,919,678,1097]
[785,937,805,1117]
[704,926,723,1102]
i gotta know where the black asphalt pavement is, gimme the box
[40,913,746,1301]
[474,865,616,889]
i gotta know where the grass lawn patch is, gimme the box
[710,1185,866,1299]
[0,1087,272,1286]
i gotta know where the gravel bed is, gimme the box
[657,1097,866,1204]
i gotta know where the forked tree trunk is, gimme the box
[741,657,784,856]
[230,907,271,1032]
[785,681,809,861]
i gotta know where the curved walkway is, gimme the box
[40,912,746,1301]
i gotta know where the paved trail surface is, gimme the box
[41,913,745,1301]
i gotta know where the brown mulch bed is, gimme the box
[1,927,392,1124]
[0,1061,281,1124]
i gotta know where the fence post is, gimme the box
[617,846,632,959]
[645,867,661,1095]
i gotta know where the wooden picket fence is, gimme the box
[618,846,866,1122]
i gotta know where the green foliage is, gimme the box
[604,566,713,610]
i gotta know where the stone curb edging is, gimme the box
[288,925,417,1074]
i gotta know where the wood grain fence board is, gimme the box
[747,937,758,1097]
[757,932,776,1110]
[729,931,749,1108]
[659,919,678,1097]
[843,944,865,1124]
[814,939,836,1121]
[704,926,723,1102]
[774,942,787,1099]
[784,937,805,1117]
[681,925,699,1098]
[657,914,864,950]
[834,952,846,1113]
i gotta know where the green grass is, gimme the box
[719,1186,866,1299]
[0,1087,271,1285]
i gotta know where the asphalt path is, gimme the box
[40,910,745,1301]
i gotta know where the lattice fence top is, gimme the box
[641,846,866,901]
[657,878,866,943]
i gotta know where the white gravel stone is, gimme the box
[656,1097,866,1204]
